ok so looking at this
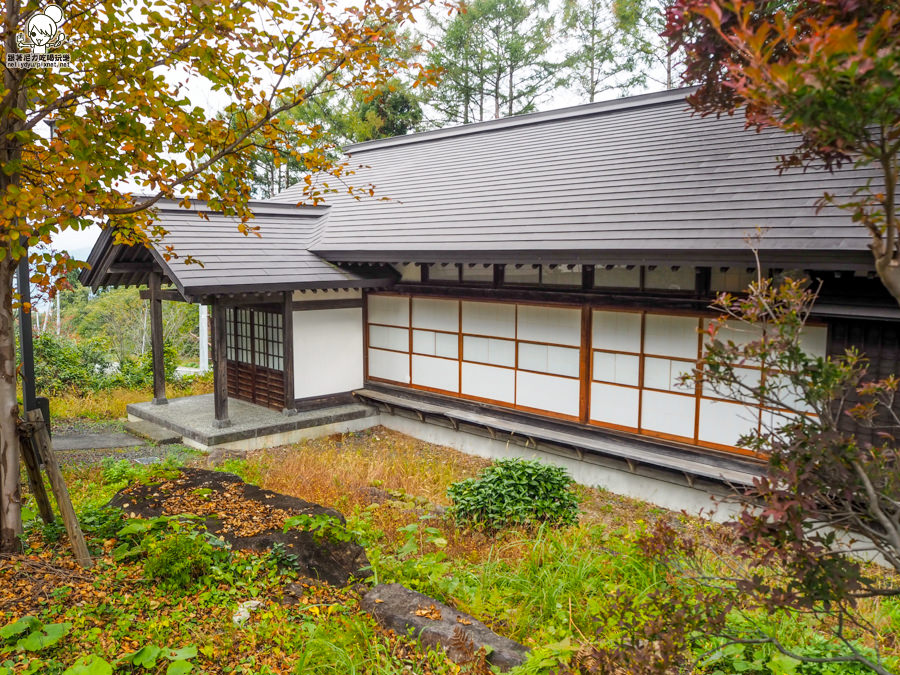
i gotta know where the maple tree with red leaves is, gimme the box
[0,0,444,554]
[664,0,900,299]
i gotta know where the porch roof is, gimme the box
[80,200,395,300]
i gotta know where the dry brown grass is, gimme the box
[50,379,214,420]
[249,427,490,510]
[232,426,703,566]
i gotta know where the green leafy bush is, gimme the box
[447,458,579,529]
[142,523,224,591]
[79,505,125,540]
[100,458,141,485]
[110,340,178,389]
[32,332,179,395]
[33,333,109,394]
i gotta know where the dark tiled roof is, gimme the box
[271,88,877,269]
[81,200,394,298]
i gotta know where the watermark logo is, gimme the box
[6,4,70,68]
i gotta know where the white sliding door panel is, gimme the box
[413,330,458,359]
[518,342,546,372]
[698,399,759,447]
[640,390,696,438]
[518,343,579,377]
[461,362,515,403]
[547,346,580,377]
[590,383,639,428]
[799,325,828,358]
[644,314,699,358]
[592,352,640,386]
[516,371,580,417]
[701,366,761,403]
[412,355,459,392]
[412,329,435,356]
[412,298,459,332]
[643,357,695,393]
[434,332,459,359]
[368,348,409,383]
[517,305,581,346]
[368,295,409,326]
[463,336,515,367]
[461,301,516,338]
[592,311,641,352]
[369,325,408,352]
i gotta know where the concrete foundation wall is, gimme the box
[180,414,377,452]
[378,413,741,521]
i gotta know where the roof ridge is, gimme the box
[344,87,697,155]
[153,198,329,217]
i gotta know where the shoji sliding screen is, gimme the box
[589,311,701,443]
[512,304,582,418]
[411,297,460,393]
[366,293,827,455]
[366,294,411,384]
[366,295,583,420]
[588,309,828,453]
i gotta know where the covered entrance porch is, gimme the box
[126,393,377,451]
[80,199,396,436]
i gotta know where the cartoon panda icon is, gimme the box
[17,5,65,54]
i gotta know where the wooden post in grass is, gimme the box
[149,271,168,406]
[24,409,92,568]
[17,428,54,524]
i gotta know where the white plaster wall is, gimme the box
[292,307,363,399]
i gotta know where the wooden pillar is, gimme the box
[282,291,295,414]
[212,300,230,427]
[149,271,167,405]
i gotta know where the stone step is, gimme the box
[124,419,182,445]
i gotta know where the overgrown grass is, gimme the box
[8,426,900,674]
[48,377,213,420]
[223,428,900,674]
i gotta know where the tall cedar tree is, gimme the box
[664,0,900,303]
[0,0,441,553]
[427,0,559,123]
[244,27,426,199]
[615,0,681,90]
[561,0,666,102]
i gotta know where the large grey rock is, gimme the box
[360,583,529,671]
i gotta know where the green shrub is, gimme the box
[33,332,179,395]
[100,457,141,485]
[142,526,222,591]
[78,505,125,540]
[33,333,109,394]
[447,458,579,529]
[110,340,178,389]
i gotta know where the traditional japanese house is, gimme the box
[81,88,898,513]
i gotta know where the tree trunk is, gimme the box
[1,0,24,554]
[0,258,22,553]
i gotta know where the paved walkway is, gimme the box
[53,431,146,451]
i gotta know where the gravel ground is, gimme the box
[55,443,205,467]
[51,417,126,436]
[48,417,206,466]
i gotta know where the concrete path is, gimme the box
[52,431,147,451]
